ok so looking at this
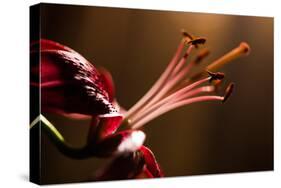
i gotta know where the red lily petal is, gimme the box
[42,107,92,120]
[31,39,74,52]
[31,39,118,116]
[98,67,115,102]
[93,114,123,141]
[94,151,145,181]
[87,114,123,145]
[94,145,162,180]
[139,146,164,177]
[92,130,145,157]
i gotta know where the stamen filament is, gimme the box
[125,40,186,120]
[168,49,210,93]
[137,45,194,114]
[166,86,215,105]
[130,85,214,125]
[171,46,194,77]
[134,76,211,119]
[131,95,223,129]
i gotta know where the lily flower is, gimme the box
[91,31,249,179]
[30,30,250,180]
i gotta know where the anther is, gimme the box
[181,29,194,40]
[207,70,225,82]
[222,83,235,103]
[188,37,207,46]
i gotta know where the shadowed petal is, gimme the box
[93,145,162,180]
[98,67,115,102]
[139,146,163,177]
[94,151,145,181]
[31,39,117,116]
[86,114,123,146]
[93,114,123,141]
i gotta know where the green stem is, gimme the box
[30,114,91,159]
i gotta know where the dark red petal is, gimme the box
[93,145,162,180]
[94,151,145,181]
[92,130,145,157]
[94,114,123,141]
[31,39,117,116]
[98,67,115,102]
[31,39,74,52]
[139,146,164,177]
[87,114,123,145]
[87,116,100,144]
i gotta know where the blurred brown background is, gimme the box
[38,3,273,184]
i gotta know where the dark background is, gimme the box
[38,3,273,184]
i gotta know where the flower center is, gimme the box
[123,31,250,129]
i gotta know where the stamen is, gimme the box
[171,46,193,76]
[181,29,194,40]
[187,37,207,46]
[134,45,195,118]
[169,86,215,104]
[133,77,211,123]
[207,42,250,72]
[181,29,206,48]
[169,49,210,90]
[188,42,250,82]
[135,37,207,116]
[171,48,210,78]
[131,95,223,129]
[126,32,241,130]
[124,38,186,120]
[222,83,235,103]
[126,33,205,121]
[131,80,233,128]
[130,85,214,125]
[207,70,225,82]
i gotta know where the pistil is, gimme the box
[207,42,250,72]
